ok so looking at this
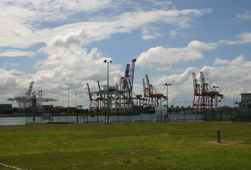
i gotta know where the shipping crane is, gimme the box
[143,74,164,108]
[86,83,97,112]
[25,81,34,97]
[192,73,201,112]
[192,71,224,112]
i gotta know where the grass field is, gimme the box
[0,122,251,170]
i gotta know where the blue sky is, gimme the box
[1,0,251,108]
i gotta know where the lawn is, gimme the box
[0,122,251,170]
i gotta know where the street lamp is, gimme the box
[213,86,219,109]
[75,93,77,108]
[68,88,70,114]
[165,83,171,121]
[104,59,112,123]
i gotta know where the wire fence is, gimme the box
[205,109,251,122]
[0,110,207,125]
[220,131,251,141]
[1,109,250,125]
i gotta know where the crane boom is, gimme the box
[25,81,34,97]
[97,81,102,98]
[86,83,92,100]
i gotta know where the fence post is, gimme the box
[217,130,220,143]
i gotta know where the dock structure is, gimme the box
[87,59,166,114]
[192,71,223,112]
[87,59,137,114]
[7,81,58,109]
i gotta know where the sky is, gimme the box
[1,0,251,108]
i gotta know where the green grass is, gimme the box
[0,122,251,170]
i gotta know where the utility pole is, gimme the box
[104,60,112,123]
[68,88,69,114]
[75,93,77,108]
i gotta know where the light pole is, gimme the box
[75,93,77,108]
[68,88,70,114]
[165,83,171,121]
[104,59,112,123]
[213,86,219,109]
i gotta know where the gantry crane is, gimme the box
[192,71,223,112]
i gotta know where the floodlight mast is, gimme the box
[104,59,112,123]
[165,83,171,121]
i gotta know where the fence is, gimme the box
[1,109,250,125]
[0,110,206,125]
[205,109,251,122]
[217,130,251,143]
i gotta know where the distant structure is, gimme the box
[87,59,166,113]
[231,93,251,121]
[87,59,137,113]
[238,93,251,112]
[8,82,58,109]
[240,93,251,102]
[192,71,223,112]
[142,74,165,108]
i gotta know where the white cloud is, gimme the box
[168,30,177,39]
[146,59,251,106]
[187,40,218,51]
[137,32,251,71]
[0,0,112,48]
[0,27,126,107]
[213,58,229,65]
[155,67,197,86]
[140,26,164,40]
[219,32,251,45]
[47,28,89,49]
[146,0,173,7]
[141,35,157,40]
[0,67,32,96]
[213,55,245,66]
[136,43,204,71]
[4,63,20,68]
[0,49,36,57]
[236,9,251,20]
[0,4,212,48]
[33,28,123,95]
[10,63,19,67]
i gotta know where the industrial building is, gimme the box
[238,93,251,112]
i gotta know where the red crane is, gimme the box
[143,74,164,108]
[25,81,34,97]
[86,83,97,111]
[192,71,224,112]
[96,81,104,111]
[142,78,149,107]
[200,71,214,110]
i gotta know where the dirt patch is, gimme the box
[107,133,169,140]
[209,139,251,146]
